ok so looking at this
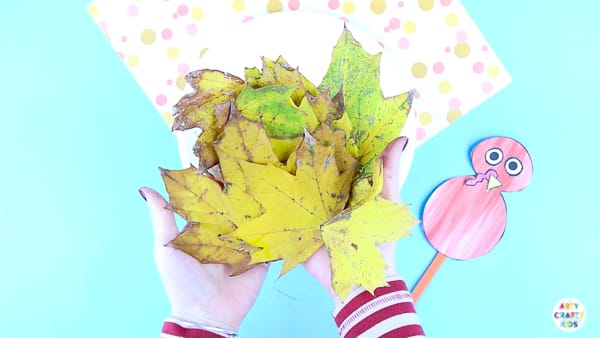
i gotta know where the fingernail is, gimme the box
[401,137,409,151]
[138,189,147,202]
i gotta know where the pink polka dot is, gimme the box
[482,45,489,52]
[121,36,127,42]
[482,81,493,93]
[416,128,426,141]
[117,52,125,60]
[329,0,340,9]
[167,79,173,85]
[433,62,445,74]
[128,4,138,17]
[397,37,410,49]
[242,16,254,23]
[384,26,390,33]
[440,0,452,6]
[414,91,421,99]
[473,62,484,73]
[178,63,189,76]
[172,14,178,19]
[178,4,189,16]
[98,21,108,32]
[448,97,461,110]
[389,18,401,29]
[456,30,468,42]
[289,0,300,10]
[156,94,167,106]
[444,46,451,53]
[162,29,173,40]
[398,1,404,7]
[186,24,198,36]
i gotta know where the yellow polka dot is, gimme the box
[162,112,174,127]
[141,29,156,45]
[232,0,245,12]
[438,80,451,94]
[167,46,180,59]
[419,112,432,125]
[411,62,427,78]
[446,13,458,26]
[86,4,99,17]
[267,0,283,13]
[199,48,209,58]
[126,55,139,68]
[418,0,435,11]
[176,76,187,90]
[403,21,416,34]
[342,1,356,14]
[191,7,204,20]
[370,0,387,14]
[454,42,471,58]
[447,110,462,123]
[487,65,500,78]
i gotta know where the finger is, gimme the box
[381,137,408,203]
[139,187,179,246]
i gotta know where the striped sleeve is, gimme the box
[160,321,229,338]
[333,277,425,338]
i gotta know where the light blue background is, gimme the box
[1,1,597,337]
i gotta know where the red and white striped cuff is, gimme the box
[160,320,233,338]
[333,277,425,338]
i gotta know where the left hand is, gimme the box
[140,187,269,331]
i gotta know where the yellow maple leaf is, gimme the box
[171,70,245,168]
[233,133,356,274]
[321,197,418,299]
[169,223,259,275]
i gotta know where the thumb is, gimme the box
[139,187,179,246]
[381,137,408,203]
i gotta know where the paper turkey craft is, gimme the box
[412,137,533,302]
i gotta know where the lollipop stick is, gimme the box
[411,252,446,303]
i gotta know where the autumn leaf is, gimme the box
[160,164,263,274]
[172,70,244,168]
[321,197,418,298]
[169,222,259,275]
[236,85,316,138]
[245,56,318,105]
[160,26,416,296]
[233,133,356,274]
[319,27,413,179]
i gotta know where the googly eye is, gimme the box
[505,157,523,176]
[485,148,503,166]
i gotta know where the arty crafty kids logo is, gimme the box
[553,298,586,332]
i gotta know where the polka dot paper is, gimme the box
[87,0,511,149]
